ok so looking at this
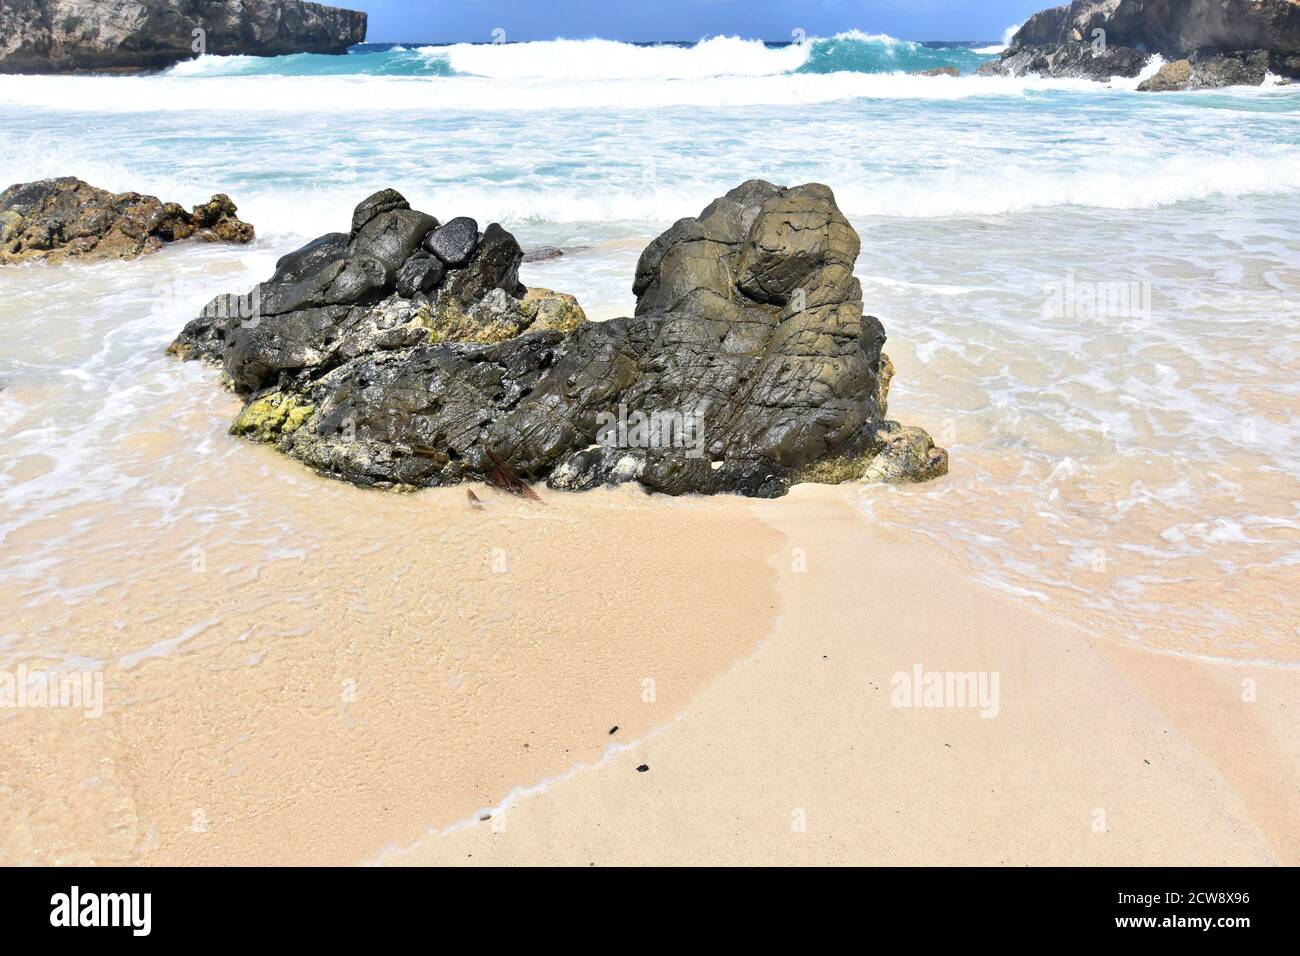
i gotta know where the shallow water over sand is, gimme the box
[1,207,1296,669]
[2,54,1298,673]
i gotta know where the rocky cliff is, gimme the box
[0,0,367,73]
[983,0,1300,84]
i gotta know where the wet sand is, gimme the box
[0,451,782,865]
[385,487,1300,866]
[1,349,1295,866]
[3,464,1297,864]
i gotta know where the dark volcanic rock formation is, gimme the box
[978,41,1149,80]
[170,183,947,498]
[0,0,367,74]
[1138,49,1271,90]
[1,177,253,264]
[982,0,1300,84]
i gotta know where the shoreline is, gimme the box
[382,485,1300,866]
[0,475,785,866]
[2,470,1296,865]
[3,30,1298,867]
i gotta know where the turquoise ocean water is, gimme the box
[1,33,1298,664]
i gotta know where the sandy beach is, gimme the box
[385,487,1300,866]
[3,456,1295,865]
[3,8,1300,873]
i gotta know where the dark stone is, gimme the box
[1010,0,1300,63]
[980,43,1149,80]
[424,216,479,267]
[1137,50,1270,91]
[1002,0,1300,81]
[1187,49,1270,88]
[169,182,948,497]
[270,232,350,285]
[350,188,412,235]
[395,254,444,298]
[436,222,523,307]
[350,207,438,281]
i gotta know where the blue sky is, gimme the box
[353,1,1053,44]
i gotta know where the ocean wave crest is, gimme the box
[158,33,998,82]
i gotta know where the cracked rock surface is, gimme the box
[170,181,947,497]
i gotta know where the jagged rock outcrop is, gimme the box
[0,0,367,74]
[1,177,253,264]
[170,183,948,498]
[977,41,1148,79]
[1138,49,1271,90]
[982,0,1300,83]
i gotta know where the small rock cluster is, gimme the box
[0,177,253,264]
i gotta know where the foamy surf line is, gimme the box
[1,161,1297,247]
[81,151,1300,238]
[154,32,987,80]
[0,71,1114,113]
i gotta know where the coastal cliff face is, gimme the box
[0,0,368,74]
[169,183,949,498]
[1012,0,1300,60]
[986,0,1300,82]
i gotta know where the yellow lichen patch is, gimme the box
[411,304,435,336]
[876,352,895,418]
[521,287,588,335]
[791,451,876,485]
[792,421,948,486]
[230,391,315,444]
[423,300,527,345]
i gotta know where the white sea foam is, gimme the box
[2,146,1295,246]
[974,23,1024,55]
[2,35,1298,665]
[165,53,264,75]
[0,70,1113,113]
[433,34,809,79]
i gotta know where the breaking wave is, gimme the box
[156,32,997,80]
